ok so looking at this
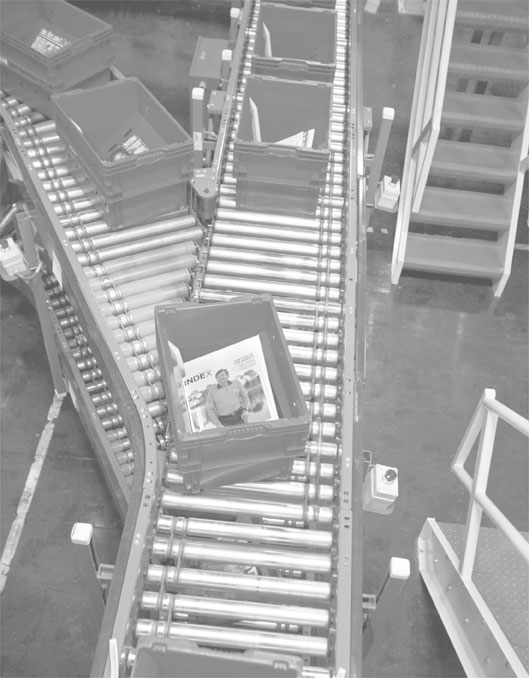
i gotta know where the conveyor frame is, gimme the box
[0,0,369,674]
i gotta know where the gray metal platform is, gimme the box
[439,522,529,671]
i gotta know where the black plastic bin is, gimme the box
[156,295,310,492]
[253,4,336,82]
[233,76,332,215]
[0,0,114,92]
[51,77,194,228]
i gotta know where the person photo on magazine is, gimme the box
[205,368,251,427]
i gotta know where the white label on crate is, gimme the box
[277,128,315,148]
[109,132,149,160]
[52,251,63,288]
[0,56,8,66]
[193,131,203,151]
[31,28,71,55]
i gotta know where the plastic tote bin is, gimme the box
[233,76,331,214]
[253,4,336,82]
[0,62,110,119]
[51,77,194,227]
[179,456,293,493]
[0,0,114,92]
[132,638,303,677]
[156,295,310,492]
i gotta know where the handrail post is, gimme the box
[460,406,499,581]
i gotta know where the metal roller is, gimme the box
[135,619,328,657]
[210,232,342,261]
[294,363,338,384]
[89,254,195,290]
[147,564,330,602]
[161,492,333,525]
[92,268,190,300]
[118,335,157,359]
[283,328,339,350]
[140,591,329,628]
[309,401,337,421]
[213,480,335,504]
[113,321,156,344]
[199,288,343,318]
[26,142,66,158]
[216,208,341,233]
[31,153,70,169]
[205,260,341,288]
[77,226,202,266]
[132,366,162,387]
[106,306,166,331]
[65,221,110,240]
[59,209,103,227]
[72,212,196,253]
[16,119,56,138]
[212,220,341,246]
[155,515,333,550]
[202,274,341,303]
[152,537,331,573]
[99,283,188,316]
[299,380,338,402]
[277,312,340,334]
[83,241,196,277]
[207,245,341,274]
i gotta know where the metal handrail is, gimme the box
[451,389,529,582]
[391,0,458,283]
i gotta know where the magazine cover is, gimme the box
[174,335,279,432]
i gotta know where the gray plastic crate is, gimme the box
[104,182,190,230]
[236,176,323,215]
[234,76,331,216]
[179,455,293,493]
[0,0,114,92]
[253,4,336,83]
[132,639,303,677]
[1,62,110,119]
[51,78,193,221]
[156,295,309,492]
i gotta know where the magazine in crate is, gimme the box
[168,335,278,432]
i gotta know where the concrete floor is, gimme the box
[1,1,528,676]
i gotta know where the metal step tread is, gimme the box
[442,91,525,132]
[449,44,529,82]
[439,522,529,670]
[431,140,518,182]
[456,0,529,32]
[413,186,510,230]
[404,233,504,277]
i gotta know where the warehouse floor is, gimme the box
[1,2,528,677]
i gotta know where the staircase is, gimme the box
[392,0,529,297]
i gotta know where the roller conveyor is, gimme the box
[0,0,366,675]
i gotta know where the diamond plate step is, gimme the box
[455,0,529,32]
[403,233,504,278]
[439,522,529,671]
[449,44,529,83]
[413,186,510,231]
[442,92,525,133]
[430,140,518,183]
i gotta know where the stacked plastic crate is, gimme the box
[233,0,337,216]
[0,0,114,117]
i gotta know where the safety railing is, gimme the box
[451,388,529,581]
[495,86,529,297]
[391,0,458,283]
